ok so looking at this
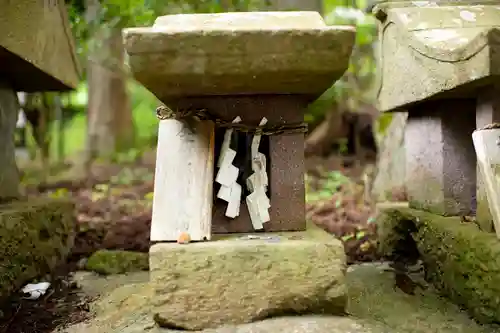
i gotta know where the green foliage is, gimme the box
[61,82,88,109]
[110,166,154,186]
[306,170,351,203]
[61,0,380,158]
[112,148,142,164]
[128,82,161,147]
[69,0,268,63]
[38,81,160,159]
[374,112,393,136]
[307,0,378,125]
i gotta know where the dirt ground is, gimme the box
[0,264,91,333]
[21,152,391,264]
[1,151,405,333]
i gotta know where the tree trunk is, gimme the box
[87,30,134,160]
[305,103,347,156]
[85,0,134,166]
[0,81,20,200]
[24,92,52,177]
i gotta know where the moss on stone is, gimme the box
[149,231,347,330]
[347,264,497,333]
[0,198,75,300]
[378,208,500,324]
[85,250,149,275]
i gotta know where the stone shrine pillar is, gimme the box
[371,0,500,218]
[124,11,356,329]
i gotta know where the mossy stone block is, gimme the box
[378,207,500,324]
[0,198,75,300]
[150,227,347,330]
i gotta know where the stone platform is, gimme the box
[149,224,347,330]
[59,261,497,333]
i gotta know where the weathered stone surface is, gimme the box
[123,11,355,101]
[59,262,496,333]
[58,280,383,333]
[0,0,80,91]
[377,207,500,325]
[373,2,500,112]
[62,313,385,333]
[0,198,75,300]
[153,11,325,30]
[71,271,149,299]
[404,100,476,216]
[347,263,497,333]
[149,228,347,330]
[0,81,20,199]
[199,316,384,333]
[85,250,149,275]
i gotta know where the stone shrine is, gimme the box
[124,11,356,329]
[125,11,355,240]
[371,0,500,224]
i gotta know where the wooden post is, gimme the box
[472,126,500,239]
[150,118,215,242]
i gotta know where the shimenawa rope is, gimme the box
[155,105,308,136]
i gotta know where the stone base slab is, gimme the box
[149,225,347,330]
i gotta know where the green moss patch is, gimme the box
[378,208,500,324]
[85,250,149,275]
[0,198,75,300]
